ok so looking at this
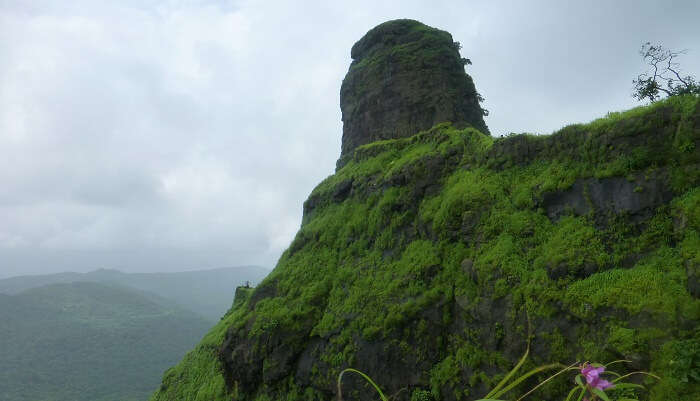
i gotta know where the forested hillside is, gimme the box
[0,282,212,401]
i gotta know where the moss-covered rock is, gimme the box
[151,94,700,401]
[150,20,700,401]
[338,19,489,167]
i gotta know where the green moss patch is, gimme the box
[152,96,700,401]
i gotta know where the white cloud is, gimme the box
[0,0,698,277]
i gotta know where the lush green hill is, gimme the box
[0,282,212,401]
[150,20,698,401]
[151,93,699,401]
[0,266,270,321]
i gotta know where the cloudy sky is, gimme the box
[1,0,698,278]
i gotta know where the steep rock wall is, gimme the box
[338,19,489,167]
[151,95,700,401]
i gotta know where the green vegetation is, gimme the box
[0,266,270,321]
[339,19,489,161]
[149,297,252,401]
[337,349,655,401]
[0,282,212,401]
[633,42,700,103]
[152,95,700,401]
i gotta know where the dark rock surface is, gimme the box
[338,19,489,166]
[541,171,674,223]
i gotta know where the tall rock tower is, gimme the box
[338,19,489,166]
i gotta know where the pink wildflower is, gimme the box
[594,378,614,391]
[580,363,615,391]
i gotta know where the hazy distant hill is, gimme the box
[0,282,212,401]
[0,266,270,321]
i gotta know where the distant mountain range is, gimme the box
[0,281,212,401]
[0,266,271,401]
[0,266,270,321]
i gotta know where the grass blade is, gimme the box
[604,360,631,368]
[613,371,661,383]
[612,383,645,390]
[564,387,579,401]
[337,368,388,401]
[494,363,562,399]
[484,345,529,399]
[512,363,576,401]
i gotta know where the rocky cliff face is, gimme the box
[338,19,489,167]
[150,20,700,401]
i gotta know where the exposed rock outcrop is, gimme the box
[338,19,489,167]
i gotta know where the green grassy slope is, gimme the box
[151,95,700,401]
[0,282,212,401]
[0,266,270,321]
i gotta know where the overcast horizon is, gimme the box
[1,0,699,279]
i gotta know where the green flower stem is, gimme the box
[513,363,578,401]
[337,368,388,401]
[612,371,661,383]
